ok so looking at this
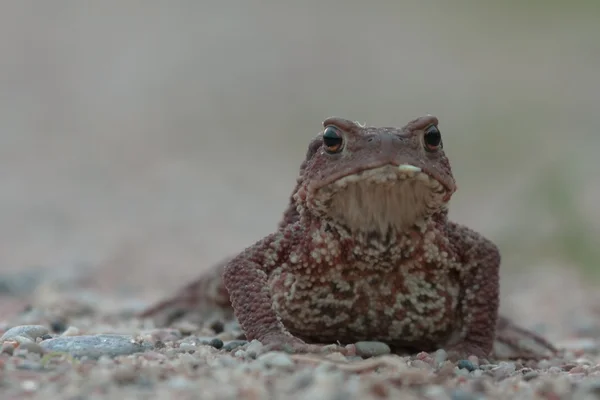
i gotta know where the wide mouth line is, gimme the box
[348,163,422,176]
[312,163,449,192]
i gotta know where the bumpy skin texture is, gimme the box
[140,116,557,360]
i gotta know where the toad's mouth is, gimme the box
[313,164,451,234]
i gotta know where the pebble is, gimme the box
[50,320,68,334]
[245,340,264,356]
[575,358,595,366]
[21,379,39,392]
[178,342,196,352]
[209,320,225,334]
[11,335,36,345]
[467,355,479,367]
[40,334,152,359]
[434,349,448,364]
[223,340,248,352]
[570,366,588,374]
[1,325,49,342]
[257,351,295,370]
[18,340,46,355]
[492,362,516,380]
[209,338,223,349]
[471,369,483,378]
[411,360,432,370]
[457,360,477,372]
[354,341,391,358]
[1,342,15,355]
[523,371,539,381]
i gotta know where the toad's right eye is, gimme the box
[322,126,344,153]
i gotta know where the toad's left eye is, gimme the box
[423,125,442,151]
[322,126,344,153]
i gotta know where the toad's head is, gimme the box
[294,115,456,235]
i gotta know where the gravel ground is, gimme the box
[1,266,599,400]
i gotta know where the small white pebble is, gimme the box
[257,351,295,370]
[575,357,595,366]
[179,342,196,352]
[21,380,38,392]
[234,349,246,358]
[245,339,264,354]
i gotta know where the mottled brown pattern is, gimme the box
[140,116,557,360]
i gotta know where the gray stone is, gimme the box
[354,341,391,358]
[523,370,539,381]
[18,340,46,355]
[457,359,477,372]
[1,325,49,342]
[40,334,152,359]
[223,340,248,352]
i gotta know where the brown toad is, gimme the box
[141,115,557,360]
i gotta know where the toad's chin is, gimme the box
[315,164,450,235]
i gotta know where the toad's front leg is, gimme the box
[222,229,346,354]
[445,222,500,361]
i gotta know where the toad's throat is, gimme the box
[318,165,448,234]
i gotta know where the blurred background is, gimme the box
[0,1,599,329]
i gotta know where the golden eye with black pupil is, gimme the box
[322,126,344,153]
[423,125,442,151]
